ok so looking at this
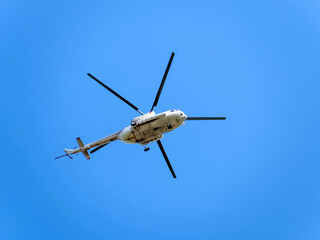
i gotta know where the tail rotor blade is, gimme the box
[156,140,176,178]
[55,154,73,160]
[55,154,66,160]
[150,52,175,112]
[87,73,143,115]
[186,117,226,120]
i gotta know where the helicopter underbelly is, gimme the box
[119,114,185,145]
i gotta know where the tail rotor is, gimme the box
[54,146,76,160]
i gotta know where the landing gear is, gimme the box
[144,147,150,152]
[167,123,173,129]
[139,142,150,152]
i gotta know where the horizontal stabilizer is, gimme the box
[82,150,90,160]
[76,137,90,160]
[76,137,84,147]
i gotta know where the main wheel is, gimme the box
[144,147,150,152]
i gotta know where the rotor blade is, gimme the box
[54,154,72,160]
[150,52,175,112]
[186,117,226,120]
[55,154,67,160]
[156,140,177,178]
[89,143,109,154]
[87,73,143,115]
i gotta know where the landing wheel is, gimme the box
[144,147,150,152]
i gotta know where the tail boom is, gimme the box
[63,131,121,159]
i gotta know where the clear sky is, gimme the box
[1,0,319,239]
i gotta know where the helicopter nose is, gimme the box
[179,111,187,120]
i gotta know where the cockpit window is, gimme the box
[170,109,176,112]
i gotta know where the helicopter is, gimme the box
[55,52,226,178]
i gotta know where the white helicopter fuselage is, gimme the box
[64,109,187,158]
[119,109,187,145]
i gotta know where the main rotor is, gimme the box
[87,52,226,178]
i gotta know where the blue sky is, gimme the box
[1,0,319,239]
